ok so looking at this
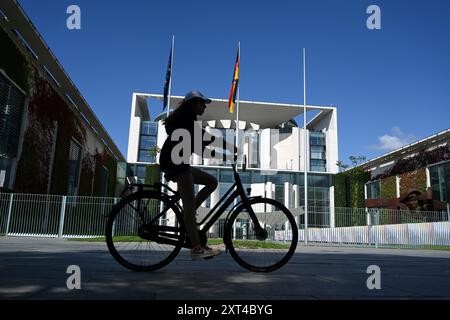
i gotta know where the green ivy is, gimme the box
[145,164,161,185]
[380,175,397,199]
[332,173,347,207]
[399,168,427,195]
[333,168,370,208]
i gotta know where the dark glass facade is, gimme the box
[429,161,450,204]
[138,121,158,163]
[310,131,326,172]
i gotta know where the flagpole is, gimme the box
[235,41,241,163]
[166,35,175,118]
[160,35,175,224]
[303,48,309,245]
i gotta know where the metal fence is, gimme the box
[291,206,450,248]
[1,192,449,248]
[0,193,118,238]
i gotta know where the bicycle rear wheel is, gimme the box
[225,197,298,272]
[105,190,185,271]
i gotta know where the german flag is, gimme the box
[228,48,240,113]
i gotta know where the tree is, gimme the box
[349,155,366,167]
[336,160,349,173]
[149,146,161,160]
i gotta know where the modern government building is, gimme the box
[126,92,339,225]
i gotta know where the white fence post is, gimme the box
[5,193,14,235]
[58,196,67,238]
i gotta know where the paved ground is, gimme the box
[1,236,450,300]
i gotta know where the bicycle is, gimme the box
[105,155,298,272]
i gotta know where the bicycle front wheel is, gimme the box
[225,197,298,272]
[105,191,185,271]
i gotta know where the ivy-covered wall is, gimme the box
[380,175,397,199]
[373,146,450,180]
[333,168,370,208]
[399,168,427,195]
[1,26,119,197]
[333,173,347,207]
[145,164,161,185]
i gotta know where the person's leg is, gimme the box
[190,166,218,209]
[172,170,201,248]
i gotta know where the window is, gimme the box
[219,169,233,183]
[366,180,381,199]
[310,132,326,172]
[141,121,158,135]
[250,170,266,184]
[246,130,259,168]
[0,156,11,189]
[311,159,326,172]
[99,166,109,197]
[0,71,26,159]
[310,145,325,160]
[138,150,155,163]
[140,136,157,150]
[0,72,26,189]
[309,131,326,146]
[67,139,82,196]
[275,184,285,205]
[429,161,450,203]
[138,121,158,163]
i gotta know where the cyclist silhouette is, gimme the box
[160,90,236,260]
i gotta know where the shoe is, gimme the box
[191,246,221,261]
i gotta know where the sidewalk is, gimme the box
[1,236,450,300]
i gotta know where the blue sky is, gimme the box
[17,0,450,165]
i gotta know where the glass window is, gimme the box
[219,169,233,183]
[311,145,325,160]
[138,150,155,163]
[311,159,326,172]
[239,171,251,184]
[219,182,234,209]
[136,165,146,182]
[67,139,81,196]
[0,156,12,189]
[141,121,158,135]
[203,168,218,180]
[0,72,26,159]
[429,161,450,203]
[246,130,259,168]
[139,136,157,150]
[275,184,285,205]
[99,166,109,197]
[366,180,381,199]
[250,171,266,184]
[310,131,326,146]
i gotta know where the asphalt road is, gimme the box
[1,236,450,300]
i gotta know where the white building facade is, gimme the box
[126,93,339,227]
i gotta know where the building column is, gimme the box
[293,184,300,208]
[330,186,335,228]
[284,181,292,209]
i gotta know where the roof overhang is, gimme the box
[359,128,450,170]
[138,93,335,129]
[0,1,125,162]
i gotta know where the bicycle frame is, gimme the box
[128,162,266,247]
[196,163,261,234]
